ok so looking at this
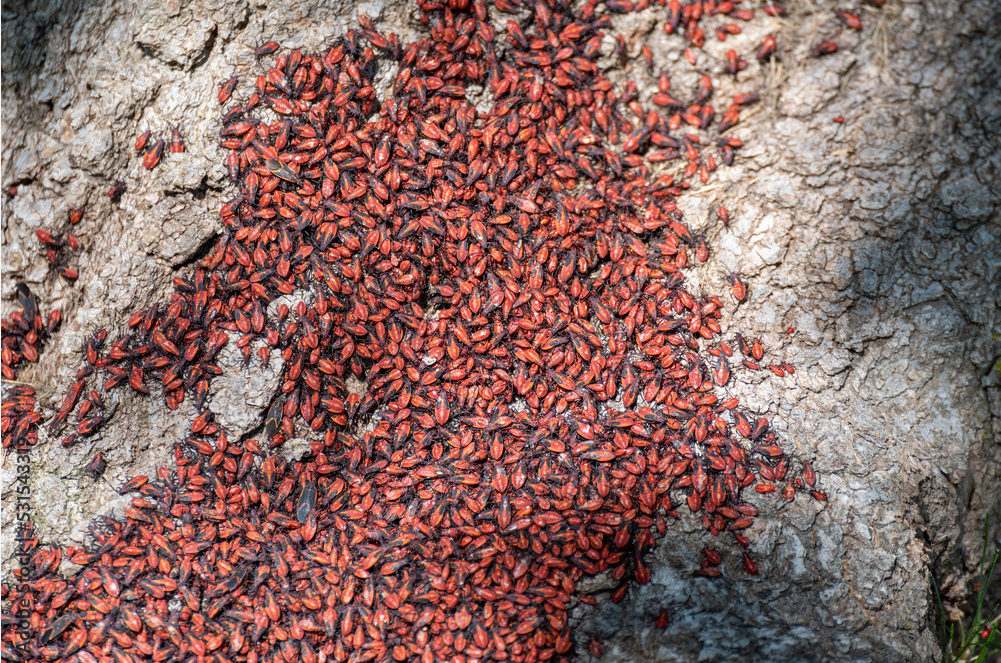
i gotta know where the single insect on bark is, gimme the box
[802,461,816,486]
[756,35,777,62]
[727,273,747,301]
[264,398,284,438]
[813,40,839,56]
[255,41,280,57]
[170,125,185,153]
[219,77,239,103]
[108,181,126,201]
[834,9,863,30]
[143,140,164,169]
[86,452,107,479]
[655,609,671,628]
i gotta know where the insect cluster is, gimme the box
[32,206,85,282]
[812,4,871,56]
[2,207,87,450]
[2,0,842,661]
[1,284,60,451]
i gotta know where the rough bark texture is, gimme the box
[2,0,999,662]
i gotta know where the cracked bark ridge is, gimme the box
[1,1,999,662]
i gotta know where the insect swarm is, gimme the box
[0,0,851,660]
[2,284,60,451]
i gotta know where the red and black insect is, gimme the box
[219,76,238,103]
[170,125,185,153]
[727,272,747,301]
[118,475,148,494]
[143,139,164,170]
[263,398,283,438]
[756,35,777,62]
[254,40,280,57]
[108,180,126,201]
[813,40,839,56]
[834,9,863,30]
[656,609,671,628]
[85,452,107,479]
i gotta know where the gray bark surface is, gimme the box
[2,1,999,662]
